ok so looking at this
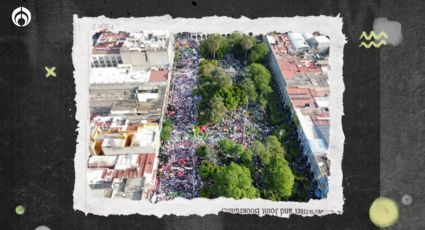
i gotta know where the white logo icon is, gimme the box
[12,6,31,27]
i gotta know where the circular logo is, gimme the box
[15,205,25,215]
[11,6,31,27]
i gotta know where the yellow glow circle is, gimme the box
[15,205,25,215]
[369,197,399,228]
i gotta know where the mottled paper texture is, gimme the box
[72,15,346,217]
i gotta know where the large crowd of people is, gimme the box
[204,108,275,148]
[155,38,202,202]
[156,35,314,202]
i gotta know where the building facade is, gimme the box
[87,30,175,202]
[266,33,331,199]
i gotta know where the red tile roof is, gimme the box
[291,98,317,108]
[271,34,323,81]
[92,41,124,54]
[144,154,155,174]
[287,87,311,95]
[138,154,147,172]
[92,30,128,55]
[310,88,330,97]
[149,70,168,82]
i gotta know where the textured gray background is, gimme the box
[0,0,423,229]
[380,0,425,229]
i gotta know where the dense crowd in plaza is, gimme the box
[156,37,269,201]
[155,37,202,202]
[156,34,316,202]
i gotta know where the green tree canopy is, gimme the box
[265,92,289,125]
[244,63,272,99]
[228,33,257,60]
[250,140,270,165]
[200,34,229,60]
[199,160,212,180]
[228,32,244,45]
[196,145,218,165]
[199,62,217,77]
[160,120,172,141]
[240,149,253,166]
[207,95,227,124]
[251,136,287,165]
[265,135,286,158]
[217,87,241,110]
[218,138,235,155]
[200,185,212,198]
[228,32,244,58]
[205,145,219,165]
[273,124,291,142]
[219,138,245,158]
[196,145,208,158]
[241,37,254,64]
[195,65,244,112]
[291,175,312,202]
[218,138,253,166]
[261,155,295,200]
[211,68,233,89]
[248,43,270,64]
[239,78,258,105]
[207,35,221,59]
[211,162,258,199]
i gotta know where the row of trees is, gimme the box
[195,33,299,201]
[196,139,252,170]
[264,78,313,201]
[199,32,270,64]
[197,136,295,201]
[197,139,257,199]
[251,136,295,200]
[194,61,273,124]
[199,161,258,199]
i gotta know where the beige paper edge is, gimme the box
[72,15,346,218]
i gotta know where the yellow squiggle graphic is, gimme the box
[359,31,388,40]
[359,40,387,48]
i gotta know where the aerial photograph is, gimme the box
[86,29,331,203]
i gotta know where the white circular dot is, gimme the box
[401,194,412,206]
[35,226,50,230]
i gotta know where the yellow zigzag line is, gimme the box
[359,40,387,48]
[359,31,388,40]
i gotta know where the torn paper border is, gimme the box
[72,15,346,217]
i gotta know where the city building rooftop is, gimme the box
[149,70,168,82]
[90,67,151,84]
[121,31,170,51]
[92,30,129,55]
[90,67,168,85]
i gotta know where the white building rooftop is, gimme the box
[288,32,310,51]
[314,97,329,108]
[90,67,151,84]
[308,139,328,156]
[88,156,118,167]
[102,137,126,148]
[131,131,155,147]
[295,108,329,156]
[314,35,330,44]
[266,35,276,45]
[296,108,320,140]
[114,154,139,170]
[122,31,170,51]
[87,169,106,185]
